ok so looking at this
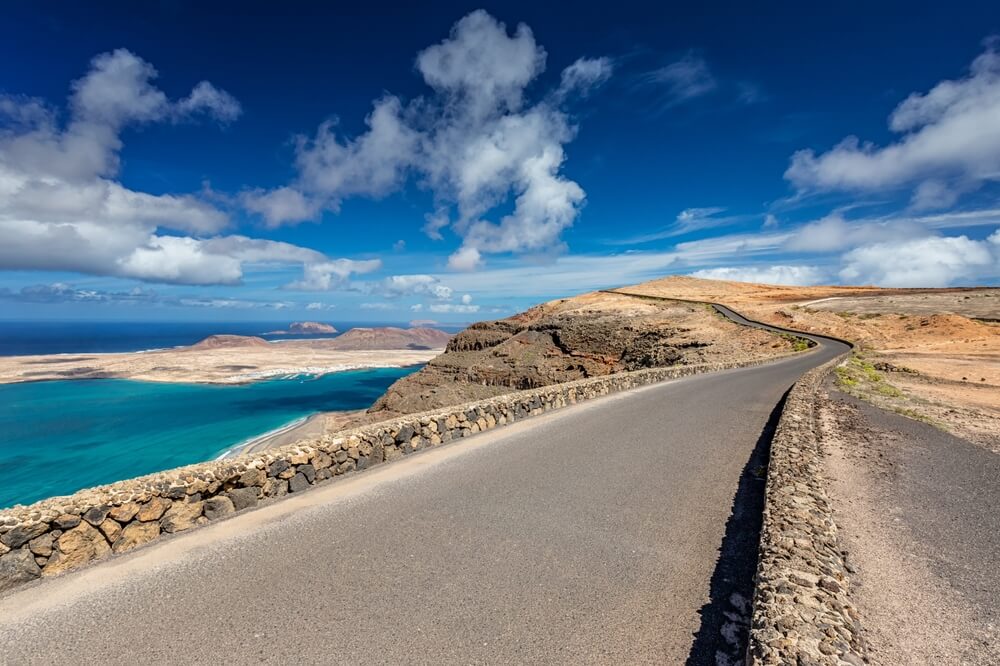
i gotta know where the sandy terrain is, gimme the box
[819,390,999,664]
[0,341,441,385]
[615,277,1000,450]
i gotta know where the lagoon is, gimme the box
[0,366,417,508]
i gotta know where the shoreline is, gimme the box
[216,413,327,459]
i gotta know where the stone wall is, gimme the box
[0,349,808,594]
[747,355,866,665]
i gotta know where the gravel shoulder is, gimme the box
[818,382,1000,664]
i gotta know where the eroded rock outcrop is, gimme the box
[370,291,790,416]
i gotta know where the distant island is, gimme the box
[264,321,338,335]
[0,326,452,385]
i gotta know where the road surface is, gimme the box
[0,308,848,664]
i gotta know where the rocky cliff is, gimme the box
[368,290,795,416]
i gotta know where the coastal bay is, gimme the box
[0,366,420,508]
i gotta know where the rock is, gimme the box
[227,487,259,511]
[159,501,204,533]
[99,519,122,543]
[203,496,235,520]
[268,459,290,477]
[136,497,172,522]
[164,486,188,500]
[1,522,49,549]
[28,533,54,557]
[337,460,356,475]
[82,505,110,526]
[263,478,288,497]
[112,521,160,554]
[395,424,415,443]
[109,502,141,523]
[52,514,81,530]
[311,452,333,470]
[288,473,310,493]
[298,464,316,483]
[46,523,111,575]
[0,549,41,592]
[239,467,264,487]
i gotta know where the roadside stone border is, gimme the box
[747,354,866,665]
[0,348,809,594]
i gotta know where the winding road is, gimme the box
[0,305,849,664]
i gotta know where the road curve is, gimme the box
[0,308,849,665]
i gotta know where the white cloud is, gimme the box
[360,302,395,311]
[178,297,293,310]
[174,81,242,123]
[638,53,717,107]
[783,214,926,253]
[372,274,453,300]
[839,232,999,286]
[461,293,473,304]
[246,10,607,269]
[426,302,480,314]
[609,207,759,245]
[786,40,1000,208]
[241,186,322,227]
[306,302,334,310]
[447,245,483,271]
[689,265,826,286]
[557,57,613,98]
[0,282,301,310]
[286,258,382,291]
[0,48,358,287]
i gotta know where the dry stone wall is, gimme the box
[747,355,866,665]
[0,350,806,593]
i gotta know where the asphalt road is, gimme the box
[0,311,848,665]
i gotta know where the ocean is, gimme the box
[0,320,392,356]
[0,366,418,509]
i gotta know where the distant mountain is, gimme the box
[189,335,271,350]
[264,322,338,335]
[314,327,452,351]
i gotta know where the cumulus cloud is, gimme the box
[783,214,927,253]
[689,265,826,286]
[786,40,1000,208]
[285,258,382,291]
[0,48,358,286]
[245,10,610,269]
[241,186,322,228]
[372,274,453,300]
[306,302,334,311]
[839,232,999,286]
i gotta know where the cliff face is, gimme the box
[368,291,794,416]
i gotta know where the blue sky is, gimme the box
[1,1,999,322]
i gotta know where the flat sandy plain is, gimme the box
[616,278,1000,451]
[0,341,441,385]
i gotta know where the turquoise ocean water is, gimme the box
[0,366,417,509]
